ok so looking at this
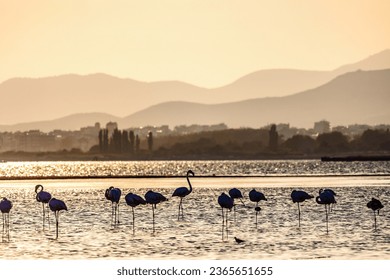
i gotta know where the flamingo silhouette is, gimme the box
[291,190,314,227]
[321,188,337,211]
[145,190,167,233]
[316,189,336,233]
[49,198,67,239]
[105,186,121,226]
[0,197,12,241]
[35,184,52,229]
[228,188,245,222]
[218,192,233,240]
[125,192,146,234]
[172,170,194,220]
[249,189,267,226]
[367,197,384,230]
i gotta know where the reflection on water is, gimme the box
[1,175,390,259]
[0,160,390,178]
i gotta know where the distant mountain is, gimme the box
[0,49,389,130]
[210,49,390,101]
[0,113,120,132]
[120,69,390,129]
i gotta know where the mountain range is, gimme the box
[0,49,389,132]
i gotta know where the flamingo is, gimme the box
[145,190,167,233]
[367,197,384,230]
[0,197,12,241]
[249,189,267,226]
[125,192,146,234]
[172,170,195,220]
[291,190,314,227]
[105,186,121,226]
[218,192,233,240]
[49,198,67,239]
[316,189,336,233]
[35,184,52,229]
[320,188,337,211]
[228,188,245,221]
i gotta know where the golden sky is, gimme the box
[1,0,389,87]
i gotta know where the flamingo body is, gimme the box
[249,189,267,203]
[105,186,121,203]
[291,190,313,203]
[125,193,146,207]
[316,189,336,205]
[145,190,167,205]
[367,197,383,213]
[49,198,68,212]
[0,198,12,213]
[35,184,52,203]
[218,193,233,210]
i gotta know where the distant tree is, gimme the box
[283,135,316,154]
[122,130,129,153]
[357,129,390,151]
[103,129,109,152]
[147,131,153,152]
[98,129,104,153]
[316,131,349,153]
[268,124,278,151]
[135,134,140,153]
[111,128,122,153]
[129,130,135,154]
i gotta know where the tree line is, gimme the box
[94,126,390,159]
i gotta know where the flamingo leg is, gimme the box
[374,211,377,230]
[233,204,236,222]
[55,211,59,239]
[152,205,155,234]
[117,203,120,224]
[221,208,224,240]
[181,198,184,219]
[178,199,182,220]
[325,205,329,234]
[226,210,229,240]
[132,207,135,235]
[298,202,301,228]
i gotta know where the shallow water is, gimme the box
[1,159,390,178]
[1,174,390,259]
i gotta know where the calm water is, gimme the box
[0,160,389,259]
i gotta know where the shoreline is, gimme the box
[1,173,390,181]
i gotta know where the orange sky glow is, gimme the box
[1,0,389,87]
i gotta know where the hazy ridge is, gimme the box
[0,50,389,131]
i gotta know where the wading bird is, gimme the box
[234,236,245,244]
[291,190,314,227]
[249,189,267,226]
[105,186,121,226]
[218,192,233,240]
[172,170,195,220]
[316,189,336,234]
[35,184,52,229]
[125,192,146,234]
[367,197,384,230]
[0,197,12,241]
[228,188,245,222]
[145,190,167,233]
[49,198,67,239]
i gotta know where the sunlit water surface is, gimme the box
[0,160,389,259]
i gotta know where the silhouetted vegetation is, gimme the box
[2,126,390,161]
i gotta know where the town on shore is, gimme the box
[0,120,389,161]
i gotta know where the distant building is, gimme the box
[313,120,330,134]
[106,122,118,137]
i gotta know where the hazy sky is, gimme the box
[1,0,389,87]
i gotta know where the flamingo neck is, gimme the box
[187,174,193,193]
